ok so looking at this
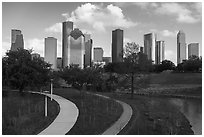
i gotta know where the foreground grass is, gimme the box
[99,92,194,135]
[2,90,59,135]
[54,88,123,135]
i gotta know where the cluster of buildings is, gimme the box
[10,23,200,70]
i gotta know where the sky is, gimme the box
[2,2,202,64]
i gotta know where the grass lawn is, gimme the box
[99,92,194,135]
[148,72,202,85]
[2,90,59,135]
[54,88,123,135]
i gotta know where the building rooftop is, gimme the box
[70,28,84,40]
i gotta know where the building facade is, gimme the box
[10,29,24,51]
[112,29,123,63]
[155,41,165,64]
[68,28,85,69]
[84,34,93,67]
[188,43,199,58]
[144,33,157,63]
[94,47,103,62]
[57,57,62,69]
[102,57,111,65]
[44,37,57,70]
[62,21,73,68]
[177,30,186,64]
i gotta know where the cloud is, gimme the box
[124,37,132,44]
[63,3,137,32]
[160,30,178,37]
[155,3,200,23]
[45,23,62,33]
[165,50,176,64]
[25,38,44,56]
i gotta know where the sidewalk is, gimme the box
[31,92,79,135]
[94,93,133,135]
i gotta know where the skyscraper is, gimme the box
[112,29,123,63]
[188,43,199,58]
[45,37,57,70]
[62,21,73,68]
[94,47,103,62]
[144,33,156,63]
[155,41,165,64]
[177,30,186,64]
[84,34,93,67]
[10,29,24,51]
[68,28,85,69]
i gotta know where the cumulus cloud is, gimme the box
[155,3,200,23]
[25,38,44,56]
[45,23,62,33]
[62,3,137,32]
[160,30,178,37]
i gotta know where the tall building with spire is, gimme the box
[112,29,123,63]
[10,29,24,51]
[155,41,165,64]
[144,33,157,63]
[177,30,186,64]
[45,37,57,70]
[62,21,73,68]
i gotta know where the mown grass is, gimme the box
[99,92,194,135]
[148,72,202,85]
[2,90,59,135]
[54,88,123,135]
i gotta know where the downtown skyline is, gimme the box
[2,2,202,64]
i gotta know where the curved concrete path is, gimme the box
[93,93,133,135]
[31,91,79,135]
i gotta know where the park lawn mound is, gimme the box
[99,92,194,135]
[54,88,123,135]
[2,90,59,135]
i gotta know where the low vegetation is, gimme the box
[54,88,123,135]
[2,90,59,135]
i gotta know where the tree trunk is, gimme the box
[131,72,134,99]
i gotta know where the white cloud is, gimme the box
[25,38,44,57]
[160,30,178,37]
[155,3,200,23]
[45,23,62,33]
[63,3,137,32]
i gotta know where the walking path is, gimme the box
[31,91,79,135]
[93,93,133,135]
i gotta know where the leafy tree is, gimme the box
[154,60,175,72]
[2,48,51,94]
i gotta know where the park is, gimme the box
[2,47,202,135]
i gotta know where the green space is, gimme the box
[99,92,194,135]
[2,90,59,135]
[54,88,123,135]
[148,72,202,85]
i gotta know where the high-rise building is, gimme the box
[84,34,93,67]
[102,57,112,65]
[94,47,103,62]
[188,43,199,58]
[62,21,73,68]
[45,37,57,70]
[112,29,123,62]
[140,47,144,53]
[177,30,186,64]
[155,41,165,64]
[144,33,156,63]
[10,29,24,51]
[68,28,85,69]
[57,57,62,69]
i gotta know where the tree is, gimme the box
[2,48,51,94]
[154,60,175,72]
[105,42,152,98]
